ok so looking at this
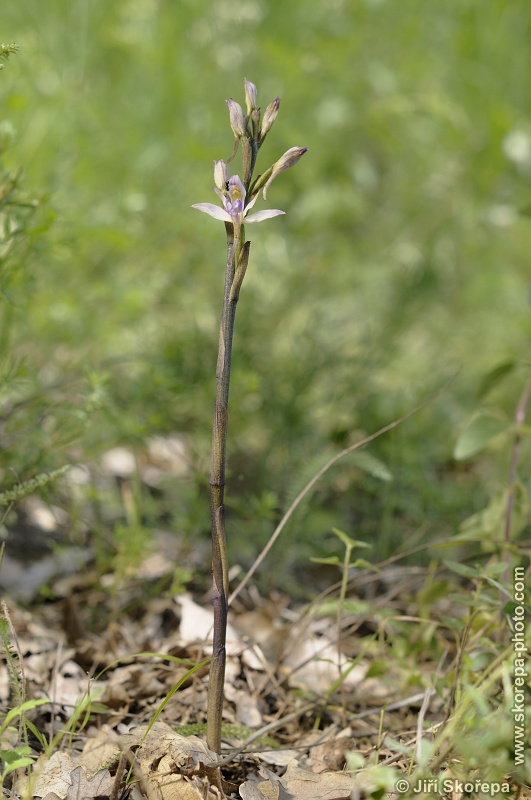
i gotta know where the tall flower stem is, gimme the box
[193,79,307,756]
[207,222,245,754]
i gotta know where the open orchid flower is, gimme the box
[192,173,285,232]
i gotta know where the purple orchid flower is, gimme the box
[192,173,285,233]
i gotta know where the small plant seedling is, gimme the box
[192,78,307,753]
[312,528,375,722]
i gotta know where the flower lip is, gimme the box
[226,198,243,216]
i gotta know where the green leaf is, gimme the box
[310,556,341,565]
[446,593,485,607]
[481,561,510,578]
[453,414,511,460]
[0,747,32,763]
[22,718,48,749]
[0,698,49,735]
[348,450,393,482]
[315,598,371,616]
[443,560,481,579]
[0,746,34,776]
[2,757,34,777]
[476,360,516,399]
[350,557,380,572]
[332,527,372,551]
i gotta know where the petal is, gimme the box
[192,203,232,222]
[244,192,260,212]
[245,209,286,223]
[228,175,246,204]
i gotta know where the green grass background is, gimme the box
[2,0,531,585]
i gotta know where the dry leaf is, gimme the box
[120,723,221,800]
[253,748,300,767]
[224,685,262,728]
[81,727,121,773]
[121,721,220,771]
[239,782,278,800]
[33,752,77,799]
[241,766,288,800]
[145,756,208,800]
[32,752,114,800]
[281,761,353,800]
[65,765,114,799]
[239,781,270,800]
[177,595,240,655]
[283,632,367,694]
[239,762,353,800]
[309,736,355,772]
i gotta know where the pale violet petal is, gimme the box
[228,175,246,202]
[245,209,285,223]
[192,203,232,222]
[244,193,260,212]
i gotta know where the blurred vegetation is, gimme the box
[1,0,531,589]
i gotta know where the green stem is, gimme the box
[206,222,238,754]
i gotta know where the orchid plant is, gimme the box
[192,79,306,754]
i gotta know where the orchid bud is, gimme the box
[250,107,261,140]
[259,97,280,143]
[213,160,229,192]
[244,78,258,115]
[262,146,308,198]
[226,98,247,139]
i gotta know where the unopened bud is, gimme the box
[213,160,229,191]
[274,146,308,171]
[259,98,280,142]
[226,98,247,139]
[262,146,308,198]
[244,78,258,115]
